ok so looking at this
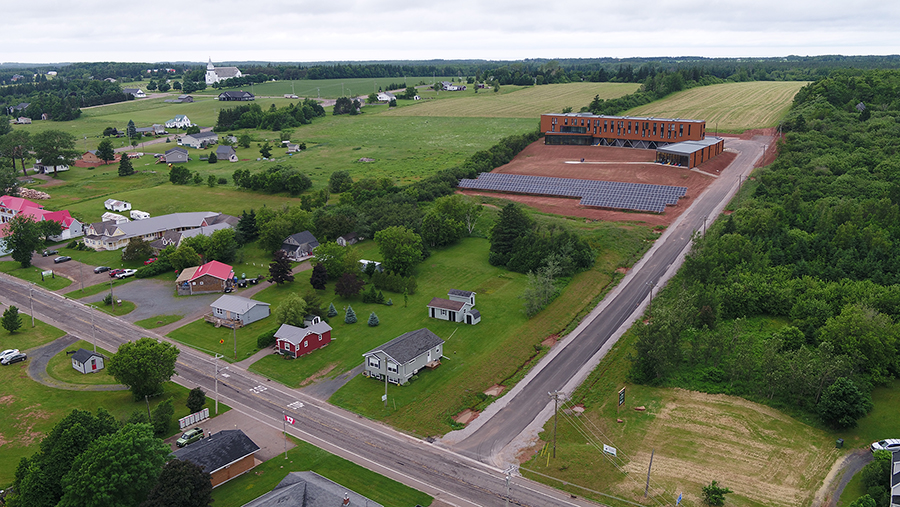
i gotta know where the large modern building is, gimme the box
[540,112,724,168]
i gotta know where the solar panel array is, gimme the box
[458,173,687,213]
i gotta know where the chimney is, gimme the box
[342,493,350,506]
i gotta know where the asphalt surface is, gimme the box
[24,334,127,391]
[79,278,221,323]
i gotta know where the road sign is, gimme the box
[618,387,626,406]
[382,394,387,402]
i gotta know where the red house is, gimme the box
[274,318,333,358]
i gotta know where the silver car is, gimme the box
[871,439,900,452]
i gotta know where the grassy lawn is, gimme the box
[211,436,432,507]
[167,311,274,362]
[94,299,136,316]
[0,262,72,291]
[625,81,809,133]
[1,317,66,356]
[0,315,224,486]
[46,339,118,385]
[135,314,183,329]
[214,75,452,99]
[518,314,887,507]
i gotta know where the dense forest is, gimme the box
[630,69,900,430]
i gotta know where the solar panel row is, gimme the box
[457,173,686,214]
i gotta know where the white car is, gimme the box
[0,349,19,362]
[115,269,137,279]
[871,439,900,452]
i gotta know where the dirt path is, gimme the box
[26,334,127,391]
[813,448,873,507]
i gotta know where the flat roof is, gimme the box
[656,137,723,155]
[542,112,705,124]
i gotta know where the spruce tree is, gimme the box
[327,302,338,317]
[118,153,134,176]
[2,305,22,333]
[367,312,379,327]
[344,305,357,324]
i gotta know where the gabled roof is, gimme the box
[468,309,481,319]
[172,429,259,475]
[71,348,102,364]
[192,260,233,281]
[166,147,188,155]
[448,289,474,297]
[43,210,77,229]
[219,90,254,99]
[176,266,199,283]
[274,322,333,346]
[364,328,444,365]
[216,145,236,157]
[185,131,218,141]
[242,471,383,507]
[282,231,319,249]
[0,195,42,212]
[211,295,270,314]
[427,297,466,311]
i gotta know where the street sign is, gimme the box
[382,394,387,402]
[618,387,626,406]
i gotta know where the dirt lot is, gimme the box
[458,141,737,227]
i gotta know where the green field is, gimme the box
[625,81,808,133]
[209,75,455,99]
[0,262,72,291]
[46,339,118,385]
[384,82,641,118]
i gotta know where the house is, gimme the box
[149,219,236,251]
[336,233,359,247]
[376,91,395,102]
[358,259,383,273]
[205,59,243,85]
[163,147,189,163]
[130,210,150,220]
[241,471,383,507]
[286,143,300,153]
[172,429,259,488]
[165,115,192,129]
[280,231,319,261]
[275,318,333,358]
[441,81,465,91]
[216,145,238,162]
[218,91,255,101]
[84,211,235,251]
[104,198,132,212]
[179,132,219,149]
[164,95,194,103]
[210,295,270,326]
[78,150,121,167]
[891,451,900,507]
[100,212,129,224]
[176,260,234,295]
[71,348,104,374]
[16,117,31,124]
[0,195,83,241]
[122,88,146,98]
[364,328,444,384]
[427,289,480,325]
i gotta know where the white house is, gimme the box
[427,289,480,325]
[336,233,359,247]
[104,199,132,212]
[71,348,104,374]
[165,115,192,129]
[376,91,395,102]
[33,160,69,174]
[210,295,270,326]
[205,59,243,85]
[122,88,146,98]
[179,132,218,149]
[101,212,129,224]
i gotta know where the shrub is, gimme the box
[368,312,379,327]
[257,329,277,348]
[217,177,227,185]
[345,305,357,324]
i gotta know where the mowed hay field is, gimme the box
[626,81,809,132]
[383,82,640,118]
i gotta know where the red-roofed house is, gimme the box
[176,260,234,295]
[0,195,83,241]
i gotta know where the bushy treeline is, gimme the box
[630,69,900,428]
[233,164,312,196]
[215,100,326,131]
[1,78,128,120]
[462,131,542,173]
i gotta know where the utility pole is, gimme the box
[30,283,35,328]
[90,305,96,352]
[214,353,223,414]
[549,390,563,458]
[384,363,389,409]
[283,410,288,459]
[109,279,115,309]
[80,262,84,292]
[644,448,654,497]
[233,324,237,360]
[145,395,151,421]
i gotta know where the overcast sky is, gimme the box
[4,0,900,64]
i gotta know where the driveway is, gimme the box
[27,251,114,292]
[80,279,221,324]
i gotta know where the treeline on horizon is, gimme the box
[629,68,900,431]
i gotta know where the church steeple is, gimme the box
[207,58,214,70]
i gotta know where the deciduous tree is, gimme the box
[701,480,732,506]
[96,139,115,164]
[274,293,307,327]
[32,130,78,176]
[107,337,180,400]
[169,245,200,270]
[6,213,43,267]
[817,377,872,429]
[328,170,353,193]
[374,226,423,276]
[139,459,212,507]
[334,272,364,298]
[169,165,191,185]
[186,387,206,414]
[0,130,33,176]
[122,237,154,262]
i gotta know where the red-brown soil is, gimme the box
[453,409,479,425]
[458,141,736,227]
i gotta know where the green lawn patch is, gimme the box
[2,318,67,352]
[0,262,72,291]
[167,313,275,362]
[135,314,183,329]
[94,300,136,316]
[211,436,432,507]
[46,339,118,385]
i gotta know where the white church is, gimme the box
[205,59,243,85]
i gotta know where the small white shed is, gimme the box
[71,348,104,374]
[130,210,151,220]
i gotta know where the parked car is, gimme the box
[144,257,157,265]
[1,352,27,365]
[42,249,58,257]
[115,269,137,279]
[94,266,111,273]
[871,439,900,452]
[108,269,125,277]
[0,349,20,362]
[53,256,72,263]
[176,428,205,447]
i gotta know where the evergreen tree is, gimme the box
[327,302,338,317]
[376,290,386,304]
[207,152,217,164]
[268,250,295,285]
[2,305,22,333]
[310,263,328,290]
[96,139,116,164]
[126,119,137,139]
[368,312,379,327]
[186,387,206,414]
[344,305,357,324]
[489,203,534,267]
[235,209,258,245]
[118,153,134,176]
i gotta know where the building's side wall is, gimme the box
[210,454,256,488]
[541,114,706,145]
[190,274,226,294]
